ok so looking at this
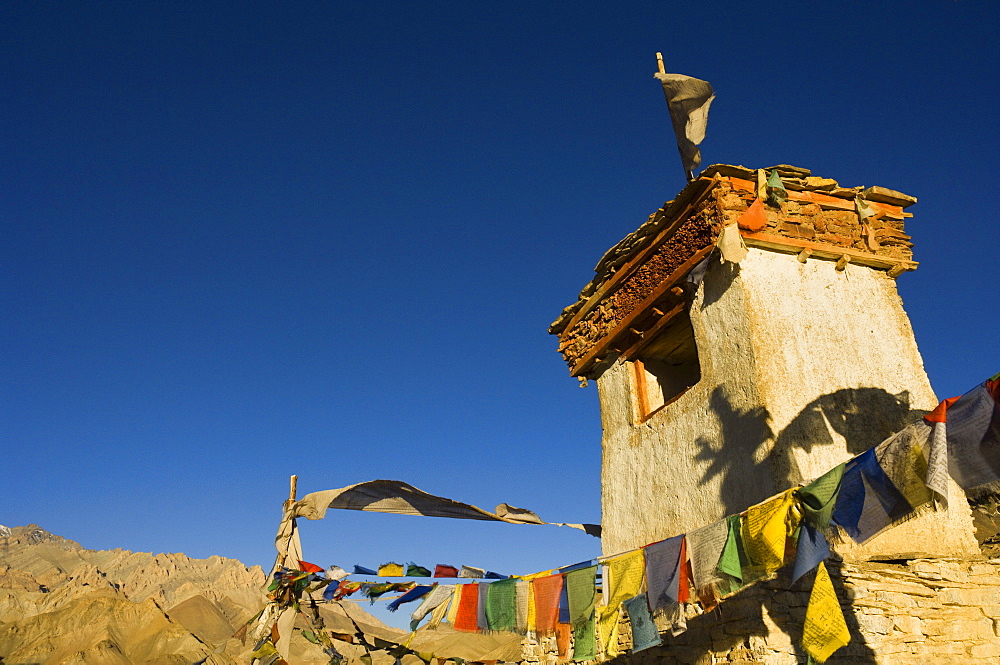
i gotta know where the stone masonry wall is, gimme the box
[520,557,1000,665]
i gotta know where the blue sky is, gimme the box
[3,1,998,626]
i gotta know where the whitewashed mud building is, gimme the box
[548,164,1000,664]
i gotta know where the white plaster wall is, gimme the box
[598,249,978,558]
[599,258,773,555]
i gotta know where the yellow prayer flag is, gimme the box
[742,489,797,575]
[429,591,451,629]
[445,585,462,625]
[378,562,405,577]
[526,579,536,630]
[519,569,556,581]
[596,605,621,658]
[605,550,645,608]
[802,562,850,662]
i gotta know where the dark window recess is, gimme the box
[633,310,701,420]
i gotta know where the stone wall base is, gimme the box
[523,557,1000,665]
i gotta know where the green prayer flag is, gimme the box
[766,170,788,205]
[407,563,432,577]
[717,514,752,595]
[566,565,598,660]
[798,463,846,529]
[485,578,518,631]
[302,629,322,645]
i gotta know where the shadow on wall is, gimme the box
[643,386,929,664]
[694,385,927,519]
[619,561,879,665]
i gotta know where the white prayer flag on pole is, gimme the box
[654,54,715,180]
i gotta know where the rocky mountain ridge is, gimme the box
[0,523,267,664]
[0,525,524,665]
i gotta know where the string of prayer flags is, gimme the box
[346,561,504,579]
[410,584,454,630]
[832,448,912,543]
[387,585,432,612]
[269,372,1000,663]
[797,464,845,529]
[407,563,432,577]
[644,535,685,615]
[485,578,518,632]
[743,489,799,576]
[453,584,480,633]
[378,562,405,577]
[459,565,485,579]
[362,582,414,602]
[532,574,565,635]
[623,593,662,652]
[565,565,598,661]
[802,562,850,662]
[792,522,830,585]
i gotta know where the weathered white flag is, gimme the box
[654,72,715,179]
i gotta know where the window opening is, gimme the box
[632,310,700,421]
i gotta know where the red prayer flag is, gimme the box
[532,574,564,635]
[298,560,325,573]
[434,564,459,578]
[924,396,960,423]
[737,197,767,232]
[555,624,572,658]
[453,584,480,633]
[677,539,690,604]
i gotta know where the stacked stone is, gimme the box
[596,557,1000,665]
[550,164,919,377]
[711,174,914,263]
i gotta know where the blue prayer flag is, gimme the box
[386,585,433,612]
[791,522,830,584]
